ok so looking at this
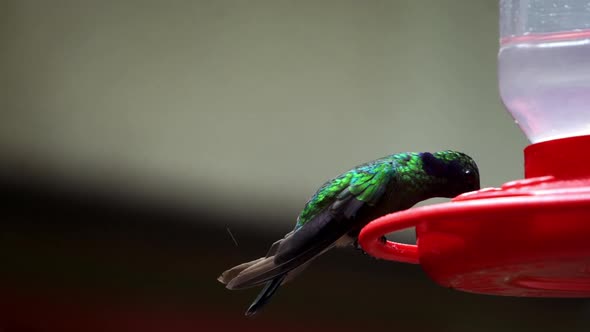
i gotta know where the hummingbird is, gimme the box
[218,150,480,316]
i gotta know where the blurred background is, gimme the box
[2,0,587,331]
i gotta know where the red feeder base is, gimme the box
[358,135,590,297]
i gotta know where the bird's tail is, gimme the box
[218,257,288,316]
[218,255,278,290]
[217,257,266,287]
[245,274,287,317]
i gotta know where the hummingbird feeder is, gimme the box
[358,0,590,297]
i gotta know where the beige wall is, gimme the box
[1,1,527,226]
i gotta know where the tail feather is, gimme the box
[221,256,277,290]
[218,233,292,289]
[218,257,265,286]
[218,229,338,315]
[245,275,287,317]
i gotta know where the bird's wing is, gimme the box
[226,161,397,289]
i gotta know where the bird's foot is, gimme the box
[353,240,370,256]
[353,236,387,255]
[353,239,362,251]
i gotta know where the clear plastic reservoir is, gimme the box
[499,0,590,143]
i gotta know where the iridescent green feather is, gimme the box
[295,172,353,229]
[294,151,474,231]
[295,158,397,230]
[349,162,393,203]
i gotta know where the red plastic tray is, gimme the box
[358,135,590,297]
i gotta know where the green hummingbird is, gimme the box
[218,150,480,316]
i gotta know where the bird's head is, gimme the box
[419,150,480,198]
